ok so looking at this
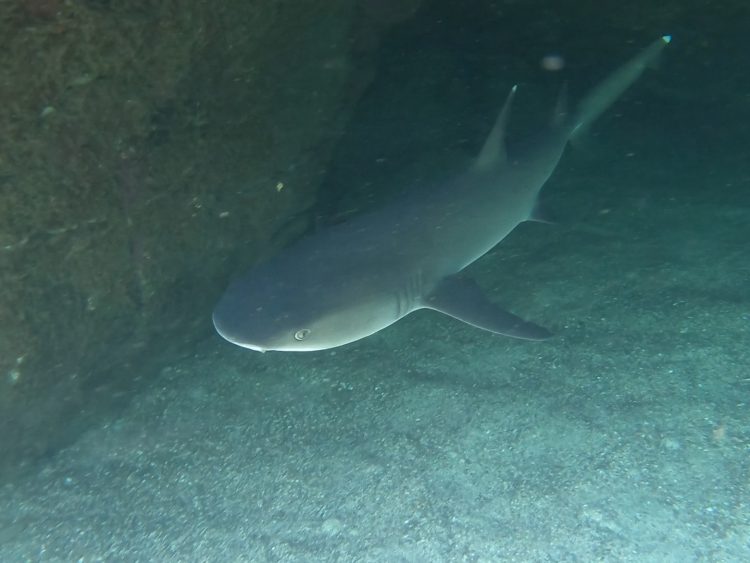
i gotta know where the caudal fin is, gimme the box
[570,35,671,140]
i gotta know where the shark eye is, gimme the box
[294,329,311,341]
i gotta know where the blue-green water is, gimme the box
[2,1,748,561]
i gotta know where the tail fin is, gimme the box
[570,35,671,141]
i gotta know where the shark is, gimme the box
[213,36,671,352]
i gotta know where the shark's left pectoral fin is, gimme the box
[423,275,552,341]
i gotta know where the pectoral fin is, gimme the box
[423,275,552,341]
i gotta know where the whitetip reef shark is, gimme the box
[213,36,671,352]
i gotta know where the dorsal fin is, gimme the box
[472,85,517,172]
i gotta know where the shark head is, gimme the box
[212,263,400,352]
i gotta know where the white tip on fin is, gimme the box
[473,85,517,172]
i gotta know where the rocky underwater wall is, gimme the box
[0,0,421,482]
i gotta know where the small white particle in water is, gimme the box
[662,437,681,451]
[7,369,20,385]
[541,54,565,71]
[321,518,343,535]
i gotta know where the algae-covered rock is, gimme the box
[0,0,417,481]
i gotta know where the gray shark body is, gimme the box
[213,36,670,352]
